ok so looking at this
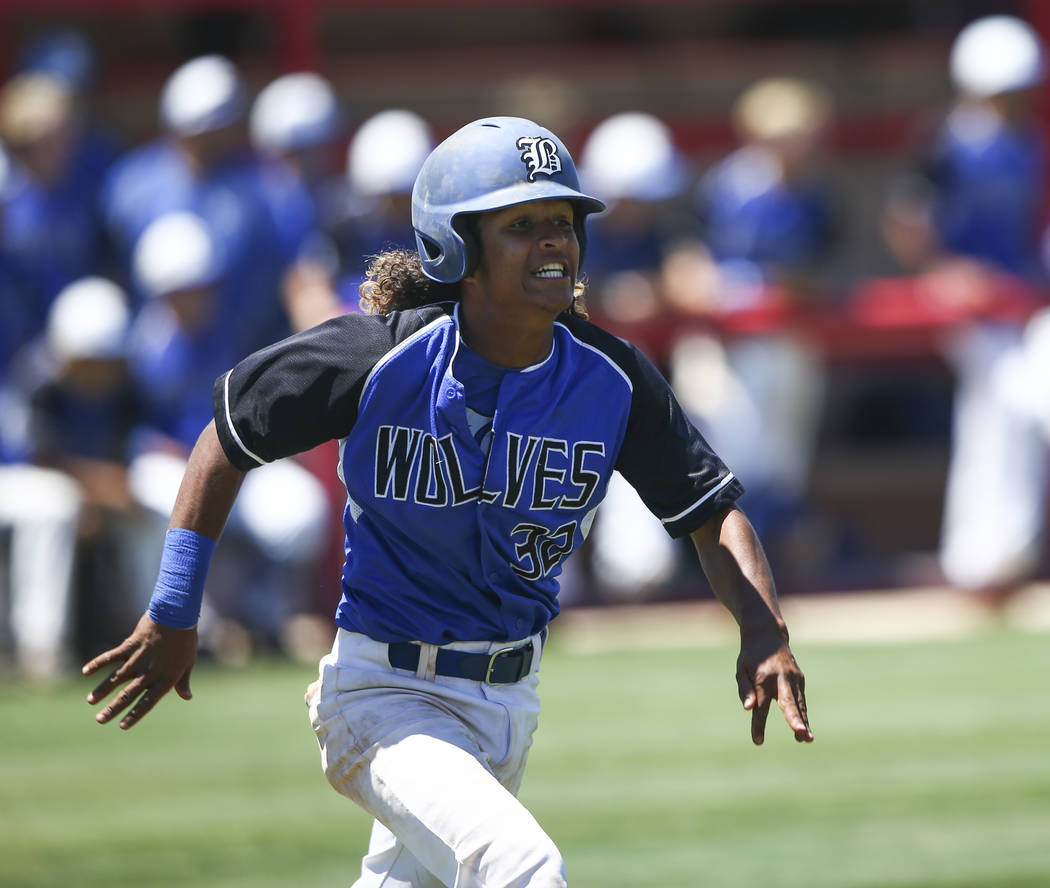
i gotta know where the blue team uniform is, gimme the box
[2,154,111,313]
[102,140,294,354]
[213,302,743,644]
[583,219,668,281]
[331,211,419,307]
[130,303,238,451]
[924,110,1045,276]
[254,156,318,265]
[0,249,40,370]
[28,372,141,463]
[697,147,836,276]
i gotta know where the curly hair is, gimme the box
[358,249,458,315]
[359,248,590,319]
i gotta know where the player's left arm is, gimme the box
[691,505,813,746]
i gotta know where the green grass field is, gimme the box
[2,624,1049,887]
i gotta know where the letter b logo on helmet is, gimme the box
[411,117,605,284]
[516,136,562,181]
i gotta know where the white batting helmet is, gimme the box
[579,112,686,202]
[411,116,604,283]
[950,15,1046,97]
[160,55,246,136]
[133,211,220,298]
[347,109,434,197]
[250,72,341,153]
[47,277,130,361]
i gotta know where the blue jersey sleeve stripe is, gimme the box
[358,314,452,411]
[555,322,634,393]
[221,370,268,466]
[660,471,736,525]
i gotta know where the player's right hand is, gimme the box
[82,611,197,730]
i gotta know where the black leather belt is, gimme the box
[388,639,536,685]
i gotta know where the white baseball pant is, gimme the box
[305,628,566,888]
[939,322,1047,589]
[0,463,82,677]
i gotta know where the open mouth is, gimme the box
[532,262,568,280]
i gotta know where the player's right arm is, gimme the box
[83,308,444,730]
[82,420,245,730]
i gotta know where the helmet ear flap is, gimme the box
[414,216,472,282]
[452,214,481,278]
[417,233,443,261]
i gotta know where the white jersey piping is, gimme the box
[222,369,268,466]
[555,321,634,392]
[661,472,736,525]
[358,314,453,411]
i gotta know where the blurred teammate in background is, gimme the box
[664,76,838,563]
[24,278,153,659]
[0,142,38,382]
[578,111,690,326]
[257,107,434,327]
[880,15,1049,603]
[1,275,138,677]
[331,108,435,304]
[0,71,113,321]
[101,54,293,356]
[15,28,121,211]
[126,211,328,656]
[0,83,108,677]
[250,70,348,332]
[251,71,345,222]
[0,277,113,677]
[575,111,692,601]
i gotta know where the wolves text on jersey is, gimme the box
[374,425,605,512]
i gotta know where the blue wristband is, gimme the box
[147,528,216,629]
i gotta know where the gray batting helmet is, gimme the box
[411,116,605,283]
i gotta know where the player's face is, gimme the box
[467,199,579,317]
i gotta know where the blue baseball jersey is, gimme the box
[330,211,420,307]
[924,109,1044,277]
[584,219,668,280]
[130,302,240,451]
[3,156,111,308]
[28,372,142,463]
[213,302,743,643]
[101,140,294,354]
[697,146,836,272]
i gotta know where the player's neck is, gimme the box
[457,302,555,369]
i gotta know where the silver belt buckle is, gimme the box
[485,646,519,685]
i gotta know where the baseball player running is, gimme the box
[83,117,813,888]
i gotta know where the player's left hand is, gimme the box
[82,611,198,730]
[736,629,813,746]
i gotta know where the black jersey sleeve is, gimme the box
[616,342,744,537]
[213,306,448,471]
